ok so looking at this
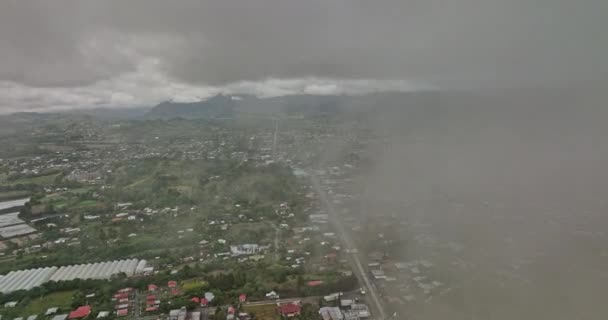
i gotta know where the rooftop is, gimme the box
[278,302,301,315]
[68,306,91,319]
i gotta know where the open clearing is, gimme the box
[243,304,279,320]
[18,290,75,316]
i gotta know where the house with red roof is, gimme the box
[324,253,337,261]
[239,294,247,303]
[191,297,200,304]
[148,284,158,291]
[277,302,301,318]
[115,304,129,310]
[226,305,237,319]
[200,298,209,307]
[146,294,160,307]
[307,280,324,287]
[147,300,161,307]
[145,306,158,312]
[113,293,129,300]
[68,306,91,319]
[237,313,252,320]
[116,308,129,317]
[167,280,177,288]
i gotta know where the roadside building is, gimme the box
[230,244,264,256]
[342,310,360,320]
[278,302,301,318]
[145,306,158,312]
[68,306,91,319]
[45,307,59,315]
[307,280,324,287]
[50,315,68,320]
[319,307,344,320]
[169,308,188,320]
[350,304,370,318]
[189,311,201,320]
[340,299,354,308]
[237,313,252,320]
[266,291,279,299]
[4,301,17,308]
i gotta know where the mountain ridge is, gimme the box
[145,94,236,120]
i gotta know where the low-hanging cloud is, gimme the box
[0,58,428,114]
[0,0,606,111]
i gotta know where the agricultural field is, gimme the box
[243,303,280,320]
[0,115,354,320]
[3,172,62,187]
[4,290,76,317]
[0,190,31,201]
[182,278,208,292]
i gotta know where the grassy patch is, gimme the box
[0,190,31,201]
[39,196,68,210]
[53,200,68,209]
[226,222,274,243]
[18,290,75,316]
[182,278,208,291]
[74,199,98,208]
[67,187,93,194]
[243,303,279,320]
[38,144,74,153]
[4,172,61,186]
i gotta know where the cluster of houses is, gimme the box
[145,284,161,312]
[277,302,302,318]
[1,118,273,186]
[271,295,371,320]
[9,304,93,320]
[224,305,251,320]
[168,307,199,320]
[317,292,372,320]
[229,244,265,256]
[318,302,370,320]
[112,287,134,317]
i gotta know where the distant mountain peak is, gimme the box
[145,95,236,120]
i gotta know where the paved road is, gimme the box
[245,295,321,306]
[200,308,210,320]
[133,289,141,318]
[192,296,322,319]
[272,118,279,161]
[271,223,281,261]
[268,114,386,319]
[310,174,387,320]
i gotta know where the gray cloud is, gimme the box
[0,0,606,111]
[0,58,427,114]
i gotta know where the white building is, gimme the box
[319,307,344,320]
[230,244,264,256]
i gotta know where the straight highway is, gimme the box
[310,174,387,320]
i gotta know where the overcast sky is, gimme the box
[1,0,606,113]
